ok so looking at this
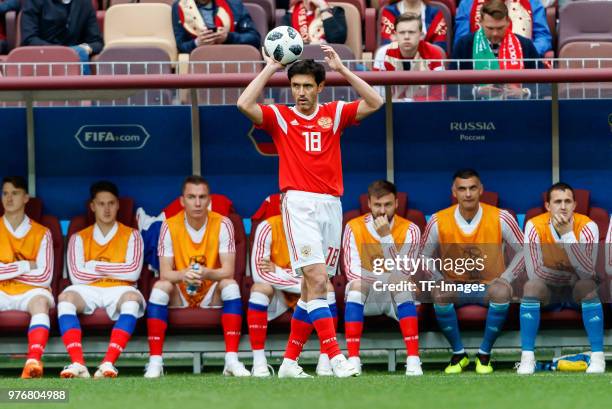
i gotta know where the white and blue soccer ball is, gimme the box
[264,26,304,66]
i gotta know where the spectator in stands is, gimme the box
[373,12,445,101]
[21,0,103,67]
[283,0,347,45]
[449,0,541,100]
[517,182,605,375]
[342,180,423,376]
[380,0,447,52]
[454,0,551,57]
[172,0,261,54]
[421,169,524,374]
[143,175,250,378]
[0,0,20,54]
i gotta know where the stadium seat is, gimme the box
[0,198,63,335]
[243,0,276,28]
[94,46,173,105]
[189,44,263,105]
[4,46,81,77]
[104,3,178,62]
[139,0,174,5]
[558,42,612,99]
[166,194,248,332]
[4,11,19,53]
[329,2,363,58]
[244,3,268,44]
[557,0,612,52]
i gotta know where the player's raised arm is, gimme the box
[237,50,284,125]
[321,44,384,121]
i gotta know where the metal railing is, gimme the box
[0,58,610,106]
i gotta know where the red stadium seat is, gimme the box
[0,197,63,335]
[244,3,268,44]
[243,0,276,28]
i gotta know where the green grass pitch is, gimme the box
[0,368,610,409]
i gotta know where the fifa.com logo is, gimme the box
[371,254,486,276]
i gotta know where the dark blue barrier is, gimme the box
[393,101,552,214]
[560,100,612,211]
[200,106,387,217]
[0,108,27,180]
[35,106,192,219]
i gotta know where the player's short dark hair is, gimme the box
[90,180,119,201]
[182,175,210,194]
[480,0,509,20]
[546,182,574,202]
[453,168,481,182]
[2,176,28,193]
[395,12,423,31]
[287,59,326,85]
[368,180,397,199]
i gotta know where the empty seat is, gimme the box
[95,46,173,105]
[4,46,81,77]
[244,3,268,44]
[189,44,263,105]
[0,197,63,334]
[244,0,275,28]
[557,1,612,52]
[104,4,178,61]
[558,42,612,99]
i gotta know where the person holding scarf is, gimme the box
[172,0,260,54]
[449,0,541,101]
[380,0,448,53]
[374,12,445,101]
[282,0,347,45]
[454,0,551,57]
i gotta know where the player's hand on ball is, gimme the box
[262,47,284,70]
[373,215,391,237]
[321,44,344,72]
[257,259,275,273]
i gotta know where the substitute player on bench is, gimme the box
[59,181,145,378]
[421,169,524,374]
[237,44,383,377]
[0,176,53,379]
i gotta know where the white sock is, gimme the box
[221,283,241,301]
[149,355,163,365]
[225,352,239,364]
[57,301,77,317]
[521,351,535,360]
[149,288,169,305]
[249,292,270,307]
[318,353,330,365]
[252,349,267,367]
[282,357,296,365]
[120,300,141,317]
[30,313,50,328]
[346,291,365,305]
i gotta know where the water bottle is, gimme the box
[186,262,201,296]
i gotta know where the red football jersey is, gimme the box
[256,100,360,196]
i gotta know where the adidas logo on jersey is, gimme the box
[290,120,299,125]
